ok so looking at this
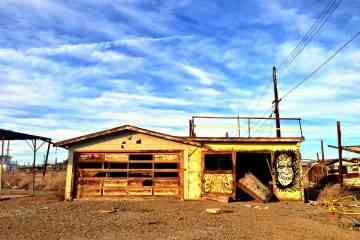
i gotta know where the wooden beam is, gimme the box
[43,142,51,177]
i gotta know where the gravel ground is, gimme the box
[0,192,359,240]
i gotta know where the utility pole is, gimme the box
[321,139,325,162]
[337,121,343,187]
[0,139,4,193]
[272,66,281,137]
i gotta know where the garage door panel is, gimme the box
[76,151,181,198]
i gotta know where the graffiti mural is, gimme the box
[275,153,295,188]
[274,151,301,190]
[204,174,233,194]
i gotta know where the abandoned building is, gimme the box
[55,117,305,201]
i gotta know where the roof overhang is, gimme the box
[55,125,202,148]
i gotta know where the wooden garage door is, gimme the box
[75,151,182,198]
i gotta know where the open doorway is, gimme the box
[236,152,272,200]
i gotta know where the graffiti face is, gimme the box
[276,153,295,188]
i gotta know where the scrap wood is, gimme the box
[206,208,222,214]
[97,207,118,214]
[0,194,32,201]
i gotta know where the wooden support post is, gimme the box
[321,139,325,162]
[337,121,343,187]
[189,119,192,137]
[43,141,51,177]
[316,152,320,161]
[32,139,37,194]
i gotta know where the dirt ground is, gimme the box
[0,192,359,240]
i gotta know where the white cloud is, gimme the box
[179,64,217,85]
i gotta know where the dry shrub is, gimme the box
[6,170,66,194]
[317,184,350,202]
[6,171,32,190]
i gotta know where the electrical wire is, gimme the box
[279,0,342,71]
[280,30,360,101]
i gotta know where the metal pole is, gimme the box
[337,121,343,187]
[248,119,250,137]
[272,66,281,138]
[32,139,37,194]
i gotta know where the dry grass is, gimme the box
[317,184,346,202]
[5,170,66,199]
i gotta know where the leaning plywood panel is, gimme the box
[238,173,272,202]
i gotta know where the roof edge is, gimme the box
[54,125,201,148]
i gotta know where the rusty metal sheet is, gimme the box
[154,154,179,162]
[105,153,128,162]
[79,153,105,161]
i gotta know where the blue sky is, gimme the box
[1,0,360,164]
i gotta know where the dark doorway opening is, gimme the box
[236,152,272,200]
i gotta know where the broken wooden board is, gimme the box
[237,173,272,203]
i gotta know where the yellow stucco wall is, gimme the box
[71,132,191,151]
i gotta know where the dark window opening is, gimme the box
[155,163,178,169]
[136,139,142,144]
[105,162,127,169]
[129,154,153,161]
[154,172,178,178]
[129,172,152,178]
[94,172,106,177]
[109,172,127,178]
[204,154,232,172]
[79,162,102,169]
[143,180,153,186]
[129,163,152,169]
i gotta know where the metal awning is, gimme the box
[0,129,51,142]
[0,129,53,194]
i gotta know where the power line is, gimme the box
[280,0,335,67]
[280,30,360,101]
[279,0,342,71]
